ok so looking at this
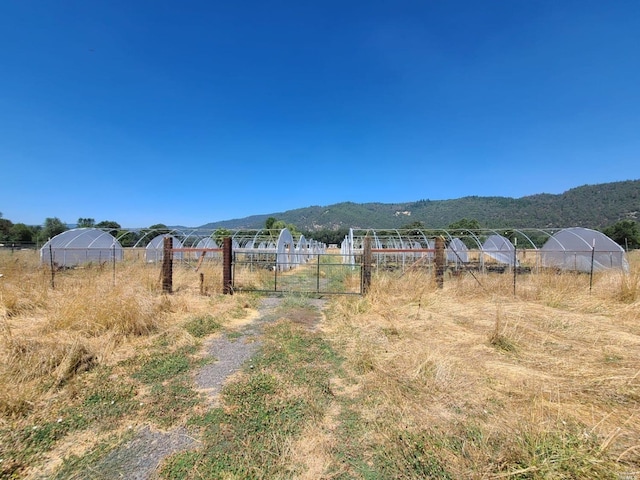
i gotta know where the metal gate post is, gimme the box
[223,237,233,295]
[162,236,173,293]
[274,263,278,292]
[435,236,445,289]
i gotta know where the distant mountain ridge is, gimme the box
[200,180,640,231]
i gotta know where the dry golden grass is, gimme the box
[2,248,639,478]
[0,250,247,421]
[322,251,640,477]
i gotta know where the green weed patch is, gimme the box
[161,321,343,479]
[183,314,222,338]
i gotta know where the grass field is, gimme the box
[1,249,638,479]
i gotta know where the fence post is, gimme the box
[223,237,233,295]
[589,239,595,294]
[435,236,445,288]
[49,242,55,289]
[363,236,372,294]
[316,254,321,293]
[162,236,173,293]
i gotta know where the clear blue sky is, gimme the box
[1,1,639,228]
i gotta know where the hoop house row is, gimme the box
[342,227,629,273]
[231,228,325,271]
[40,228,325,270]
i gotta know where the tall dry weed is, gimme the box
[324,254,640,476]
[0,251,49,318]
[0,332,96,415]
[45,281,166,336]
[617,269,640,303]
[0,254,178,417]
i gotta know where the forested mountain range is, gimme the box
[200,180,640,231]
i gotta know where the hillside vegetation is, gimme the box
[201,179,640,231]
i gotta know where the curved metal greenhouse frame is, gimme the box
[195,237,220,259]
[541,227,629,273]
[231,228,326,271]
[40,226,627,276]
[482,234,518,267]
[340,227,628,273]
[145,234,184,263]
[40,228,123,267]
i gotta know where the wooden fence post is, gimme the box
[223,237,233,295]
[162,236,173,293]
[363,236,372,294]
[435,236,445,289]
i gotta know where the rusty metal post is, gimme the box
[162,236,173,293]
[435,236,445,289]
[199,272,205,295]
[362,236,372,294]
[223,237,233,295]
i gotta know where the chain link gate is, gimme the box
[231,251,363,295]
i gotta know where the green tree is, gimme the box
[77,217,95,228]
[39,217,67,241]
[9,223,35,243]
[304,228,349,246]
[149,223,168,230]
[265,217,278,230]
[402,221,427,237]
[0,217,12,241]
[402,221,425,231]
[270,219,287,230]
[448,218,482,249]
[136,224,171,247]
[214,228,232,246]
[96,220,121,230]
[264,218,301,236]
[117,230,141,247]
[96,220,122,237]
[603,220,640,249]
[448,218,482,231]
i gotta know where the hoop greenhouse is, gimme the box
[40,228,123,267]
[341,227,629,273]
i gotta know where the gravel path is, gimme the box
[193,297,287,401]
[86,426,197,480]
[194,331,260,402]
[83,296,300,480]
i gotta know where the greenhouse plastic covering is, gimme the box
[340,227,628,273]
[195,237,219,258]
[447,238,469,263]
[145,235,184,262]
[541,227,629,273]
[232,228,325,271]
[482,235,518,266]
[40,228,123,267]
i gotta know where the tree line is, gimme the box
[0,215,71,245]
[2,212,638,250]
[0,214,173,248]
